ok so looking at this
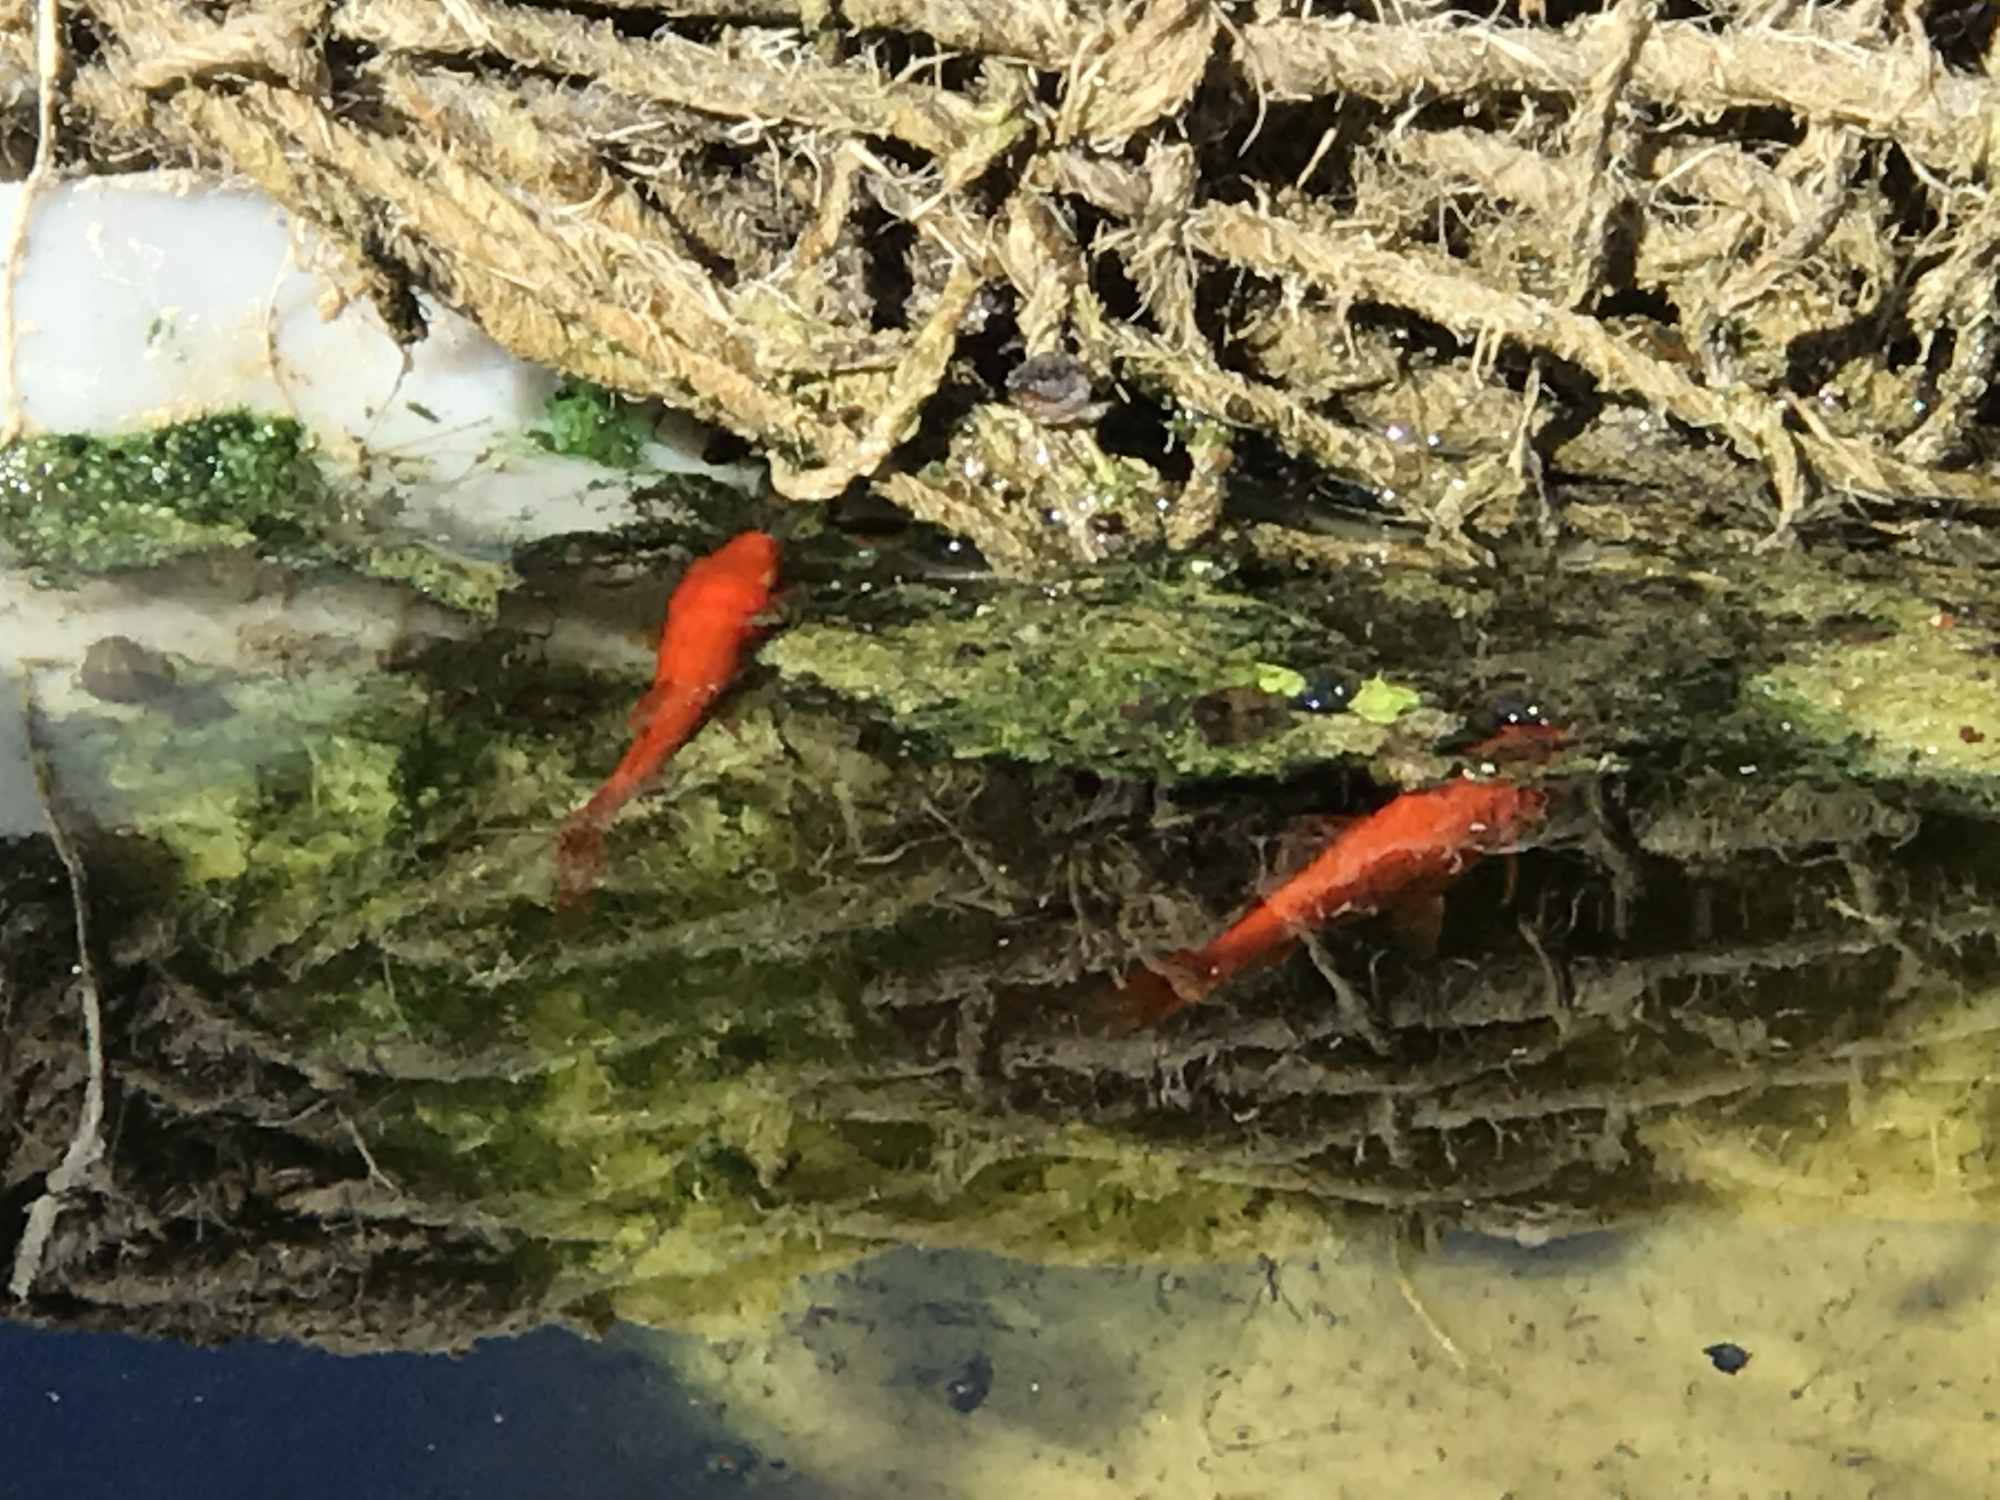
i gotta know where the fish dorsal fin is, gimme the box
[1267,814,1356,885]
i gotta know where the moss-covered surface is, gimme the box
[0,410,506,613]
[764,568,1444,777]
[1752,618,2000,801]
[530,379,658,470]
[0,411,330,575]
[15,482,2000,1349]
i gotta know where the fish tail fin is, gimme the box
[555,813,607,910]
[1095,953,1206,1033]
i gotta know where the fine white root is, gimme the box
[9,675,110,1301]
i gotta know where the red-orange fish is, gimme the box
[1106,776,1548,1029]
[1462,720,1568,766]
[555,530,780,907]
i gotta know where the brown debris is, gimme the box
[1236,11,1991,177]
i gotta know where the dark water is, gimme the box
[0,1320,813,1500]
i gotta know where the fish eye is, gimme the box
[1291,676,1355,714]
[1487,690,1550,730]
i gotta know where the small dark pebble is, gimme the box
[702,1446,757,1478]
[1703,1341,1751,1374]
[79,635,178,706]
[1962,725,1986,745]
[945,1351,994,1414]
[1006,353,1108,426]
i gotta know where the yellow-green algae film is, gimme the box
[1,411,325,574]
[0,409,509,614]
[43,504,2000,1353]
[49,612,1366,1331]
[52,544,1452,1336]
[83,513,2000,1346]
[1749,607,2000,803]
[764,569,1441,777]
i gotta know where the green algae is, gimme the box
[42,491,2000,1346]
[47,591,1404,1336]
[361,540,516,618]
[763,571,1442,776]
[530,379,656,469]
[1253,662,1308,697]
[1717,552,2000,804]
[1348,673,1423,726]
[0,410,330,577]
[1750,619,2000,801]
[31,540,1578,1338]
[65,674,420,962]
[0,410,514,614]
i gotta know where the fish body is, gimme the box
[556,531,780,906]
[1462,720,1568,766]
[1109,777,1547,1028]
[640,530,783,704]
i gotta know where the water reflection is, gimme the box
[5,519,2000,1496]
[668,1228,2000,1496]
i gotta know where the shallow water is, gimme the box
[0,1320,804,1500]
[12,1223,1989,1497]
[674,1225,2000,1497]
[6,174,2000,1500]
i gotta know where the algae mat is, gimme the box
[10,497,2000,1355]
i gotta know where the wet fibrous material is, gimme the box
[13,1,2000,568]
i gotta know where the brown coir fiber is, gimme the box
[12,0,2000,570]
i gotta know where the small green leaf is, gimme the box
[1348,674,1421,725]
[1253,662,1307,697]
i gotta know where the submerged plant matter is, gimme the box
[10,509,2000,1351]
[0,410,510,612]
[15,0,2000,1353]
[0,412,329,577]
[532,380,656,470]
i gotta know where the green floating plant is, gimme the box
[1347,674,1422,725]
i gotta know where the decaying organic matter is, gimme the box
[9,1,2000,569]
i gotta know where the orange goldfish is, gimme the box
[555,530,780,907]
[1463,720,1567,765]
[1106,776,1548,1029]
